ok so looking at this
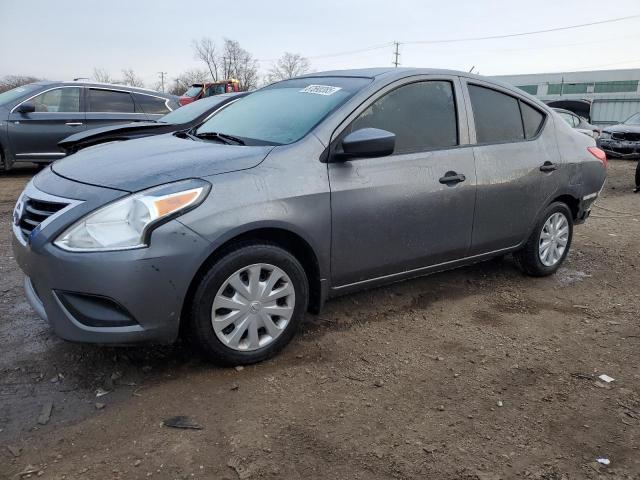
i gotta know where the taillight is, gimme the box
[587,146,608,169]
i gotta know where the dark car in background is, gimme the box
[59,92,247,154]
[554,108,601,139]
[0,81,179,171]
[597,112,640,159]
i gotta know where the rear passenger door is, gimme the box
[463,81,561,255]
[85,88,148,130]
[329,77,477,287]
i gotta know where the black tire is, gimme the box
[188,243,309,366]
[514,202,573,277]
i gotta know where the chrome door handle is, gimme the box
[65,122,83,126]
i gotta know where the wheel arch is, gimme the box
[549,193,580,220]
[180,225,325,336]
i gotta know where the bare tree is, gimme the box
[92,68,114,84]
[221,38,259,91]
[267,52,310,83]
[192,37,259,91]
[169,68,211,96]
[193,37,220,81]
[0,75,40,93]
[120,68,145,88]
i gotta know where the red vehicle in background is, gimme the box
[179,79,240,106]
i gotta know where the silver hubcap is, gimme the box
[211,263,295,351]
[539,212,569,267]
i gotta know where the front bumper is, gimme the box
[11,175,212,344]
[597,139,640,159]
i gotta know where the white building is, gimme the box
[493,68,640,126]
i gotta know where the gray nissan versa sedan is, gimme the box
[12,68,607,365]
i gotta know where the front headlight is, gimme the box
[54,179,210,252]
[600,131,611,140]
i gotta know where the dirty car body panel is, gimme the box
[12,68,606,346]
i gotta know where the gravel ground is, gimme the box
[1,161,639,480]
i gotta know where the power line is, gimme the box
[401,14,640,45]
[257,14,639,66]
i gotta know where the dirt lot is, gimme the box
[1,161,639,480]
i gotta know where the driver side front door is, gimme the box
[328,77,477,288]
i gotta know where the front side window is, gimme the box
[197,76,371,145]
[347,81,458,153]
[89,89,134,113]
[31,87,80,113]
[133,94,170,114]
[469,84,524,144]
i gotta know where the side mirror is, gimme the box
[15,102,35,114]
[334,128,395,161]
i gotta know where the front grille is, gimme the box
[18,197,68,240]
[611,132,640,142]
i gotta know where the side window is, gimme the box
[31,88,80,113]
[520,101,545,138]
[133,94,171,114]
[348,81,458,154]
[89,89,135,113]
[468,84,524,144]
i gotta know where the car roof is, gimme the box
[297,67,467,79]
[295,67,549,109]
[31,80,175,98]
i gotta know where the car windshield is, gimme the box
[184,86,202,98]
[0,83,41,106]
[624,113,640,125]
[196,76,372,145]
[158,95,238,124]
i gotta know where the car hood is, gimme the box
[58,121,161,147]
[52,133,274,192]
[603,123,640,134]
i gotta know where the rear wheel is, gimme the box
[188,243,308,365]
[514,202,573,276]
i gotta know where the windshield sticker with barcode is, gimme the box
[299,85,342,95]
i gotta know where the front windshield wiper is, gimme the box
[194,131,245,145]
[174,130,198,140]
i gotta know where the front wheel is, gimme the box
[514,202,573,276]
[188,243,309,365]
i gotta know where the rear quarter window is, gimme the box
[520,101,545,138]
[133,94,171,114]
[468,84,524,144]
[89,89,135,113]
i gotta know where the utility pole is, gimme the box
[392,42,400,68]
[158,71,167,92]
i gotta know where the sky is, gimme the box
[1,0,639,89]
